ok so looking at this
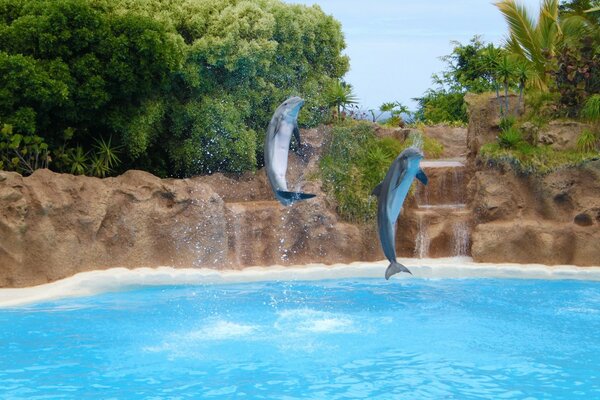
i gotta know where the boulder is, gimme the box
[538,120,591,151]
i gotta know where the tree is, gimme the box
[496,0,561,90]
[0,0,350,177]
[325,80,358,120]
[414,36,501,124]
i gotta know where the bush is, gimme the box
[580,94,600,123]
[320,121,442,222]
[0,0,349,177]
[577,129,599,153]
[498,127,523,149]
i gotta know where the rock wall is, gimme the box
[466,93,600,266]
[0,126,381,288]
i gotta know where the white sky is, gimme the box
[285,0,542,110]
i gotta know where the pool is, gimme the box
[1,269,600,398]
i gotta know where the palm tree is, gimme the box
[496,0,561,90]
[326,80,358,120]
[495,55,517,115]
[480,44,504,113]
[514,60,531,113]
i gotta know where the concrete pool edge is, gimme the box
[1,257,600,307]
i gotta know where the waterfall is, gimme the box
[452,221,470,257]
[414,213,430,259]
[410,159,472,258]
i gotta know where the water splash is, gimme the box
[407,131,424,151]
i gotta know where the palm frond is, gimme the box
[537,0,560,55]
[496,0,540,63]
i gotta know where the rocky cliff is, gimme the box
[465,93,600,266]
[0,127,380,288]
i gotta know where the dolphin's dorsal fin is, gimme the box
[372,182,383,197]
[416,169,428,185]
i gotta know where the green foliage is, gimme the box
[0,0,349,177]
[320,121,443,222]
[68,147,88,175]
[480,141,599,174]
[496,0,561,91]
[498,127,524,149]
[414,90,468,124]
[379,101,410,126]
[580,94,600,122]
[320,122,397,222]
[414,36,502,124]
[576,129,599,152]
[325,80,358,119]
[499,116,517,132]
[0,123,50,174]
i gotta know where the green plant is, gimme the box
[499,116,517,131]
[577,129,599,152]
[0,123,50,175]
[325,80,359,119]
[0,0,350,177]
[580,94,600,122]
[496,54,517,115]
[496,0,561,90]
[480,142,596,174]
[378,101,410,126]
[68,147,89,175]
[86,137,121,177]
[498,126,524,149]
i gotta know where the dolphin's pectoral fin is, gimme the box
[276,190,316,204]
[273,115,283,136]
[416,169,428,185]
[385,262,412,280]
[293,124,302,148]
[371,182,383,197]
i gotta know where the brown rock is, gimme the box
[422,125,468,158]
[0,126,383,288]
[472,221,599,266]
[538,121,591,151]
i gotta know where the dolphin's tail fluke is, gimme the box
[276,190,316,204]
[385,262,412,280]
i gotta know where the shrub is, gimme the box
[580,94,600,123]
[577,129,599,153]
[498,127,523,149]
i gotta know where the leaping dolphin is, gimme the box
[372,146,428,279]
[264,96,316,206]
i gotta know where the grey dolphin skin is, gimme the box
[264,96,316,206]
[372,146,428,279]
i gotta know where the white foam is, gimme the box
[187,320,257,340]
[1,258,600,307]
[276,309,355,334]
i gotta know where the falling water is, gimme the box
[413,213,430,259]
[453,220,470,257]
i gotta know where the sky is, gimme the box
[284,0,541,110]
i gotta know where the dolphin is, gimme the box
[264,96,316,206]
[372,146,428,280]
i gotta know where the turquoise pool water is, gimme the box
[1,277,599,399]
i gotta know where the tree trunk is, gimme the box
[516,83,524,115]
[504,80,509,116]
[495,81,503,116]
